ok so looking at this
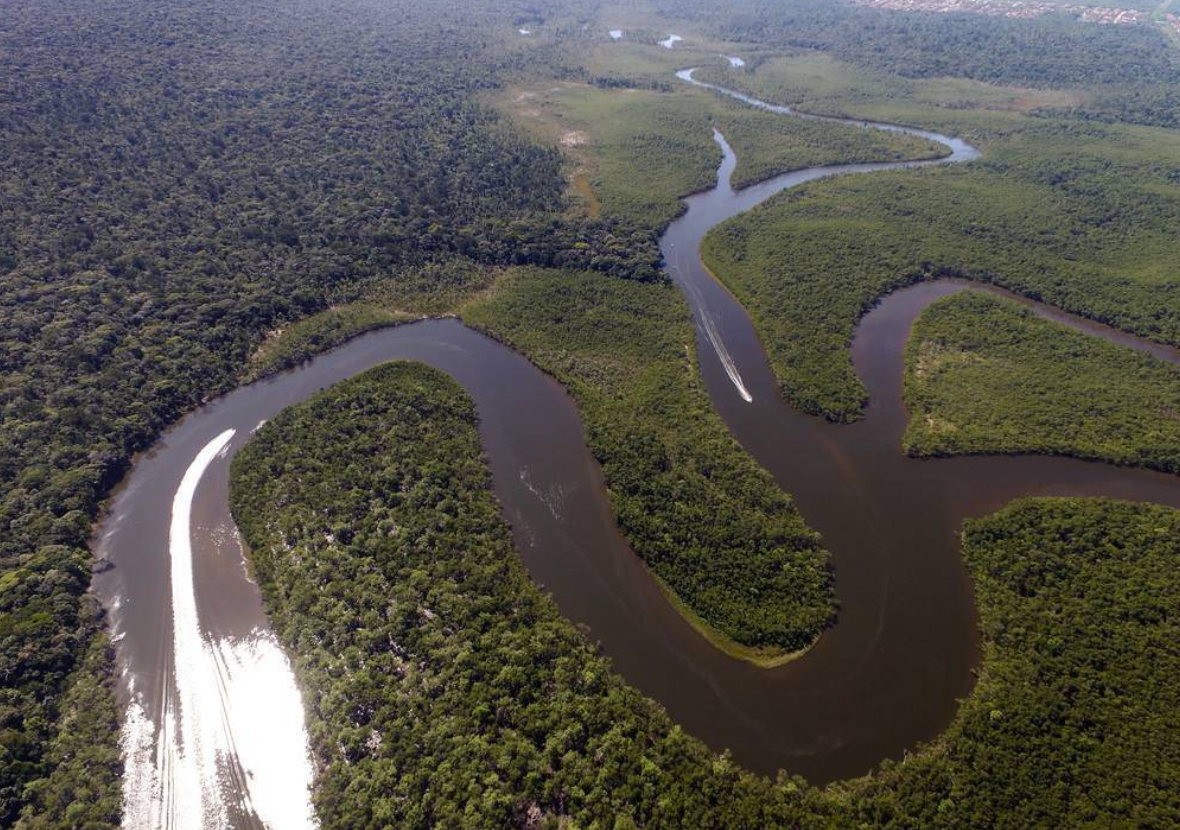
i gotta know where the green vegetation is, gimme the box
[0,0,643,821]
[694,52,1088,135]
[501,74,943,230]
[577,39,723,86]
[356,259,500,315]
[1053,82,1180,131]
[14,636,121,830]
[702,115,1180,422]
[245,261,501,383]
[718,95,946,190]
[232,367,1180,827]
[0,545,110,826]
[9,0,1180,821]
[674,0,1180,131]
[464,267,831,654]
[500,82,717,228]
[229,361,818,829]
[245,305,418,383]
[904,291,1180,473]
[846,498,1180,829]
[666,0,1180,127]
[698,45,1180,139]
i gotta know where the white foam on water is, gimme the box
[165,429,237,829]
[665,243,754,404]
[691,288,754,403]
[210,632,317,828]
[659,33,682,48]
[120,429,318,830]
[120,697,164,829]
[519,467,566,521]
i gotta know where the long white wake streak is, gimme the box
[697,293,754,403]
[668,250,754,403]
[122,429,318,830]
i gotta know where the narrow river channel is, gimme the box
[92,68,1180,827]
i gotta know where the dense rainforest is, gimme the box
[231,364,1180,829]
[0,0,649,822]
[657,0,1180,126]
[904,291,1180,471]
[5,0,1180,825]
[702,113,1180,422]
[464,267,832,658]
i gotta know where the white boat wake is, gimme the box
[696,298,754,403]
[120,429,318,830]
[665,246,754,403]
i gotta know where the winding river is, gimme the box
[91,67,1180,828]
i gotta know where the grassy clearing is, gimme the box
[696,52,1089,132]
[497,48,944,230]
[496,81,720,227]
[580,39,724,82]
[903,291,1180,473]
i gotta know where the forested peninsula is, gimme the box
[0,1,644,821]
[4,0,1180,825]
[230,363,1180,829]
[904,291,1180,472]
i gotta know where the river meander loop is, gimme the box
[92,67,1180,828]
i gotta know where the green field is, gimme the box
[501,55,944,230]
[904,291,1180,473]
[694,52,1088,138]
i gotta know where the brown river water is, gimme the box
[91,68,1180,827]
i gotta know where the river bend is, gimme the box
[92,67,1180,828]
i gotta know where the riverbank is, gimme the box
[904,290,1180,472]
[230,359,1180,828]
[651,573,818,668]
[90,59,1180,822]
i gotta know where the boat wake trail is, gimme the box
[120,429,317,830]
[665,235,754,403]
[684,275,754,403]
